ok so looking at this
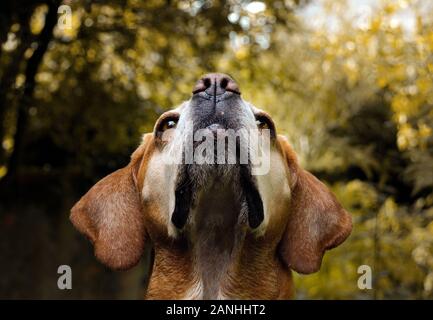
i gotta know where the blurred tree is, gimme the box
[252,0,433,299]
[0,0,305,185]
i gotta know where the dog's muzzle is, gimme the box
[171,73,264,230]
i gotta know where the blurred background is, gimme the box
[0,0,433,299]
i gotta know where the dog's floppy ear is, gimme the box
[70,134,154,270]
[277,135,352,274]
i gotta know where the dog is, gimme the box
[70,73,352,299]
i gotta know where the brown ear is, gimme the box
[70,136,152,270]
[277,135,352,274]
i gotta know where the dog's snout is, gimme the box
[192,73,240,95]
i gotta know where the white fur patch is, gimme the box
[254,149,291,236]
[141,149,179,238]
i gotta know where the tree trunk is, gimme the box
[0,9,34,165]
[4,1,59,183]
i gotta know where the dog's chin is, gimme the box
[171,162,264,230]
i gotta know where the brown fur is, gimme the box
[145,244,196,299]
[70,142,148,270]
[276,135,353,274]
[70,131,352,299]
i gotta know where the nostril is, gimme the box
[220,77,240,94]
[203,77,211,89]
[225,79,240,94]
[193,73,241,95]
[192,77,212,94]
[220,77,229,89]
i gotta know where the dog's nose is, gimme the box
[192,73,240,95]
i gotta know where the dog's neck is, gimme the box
[146,172,293,299]
[188,176,247,299]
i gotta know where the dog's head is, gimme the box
[70,73,352,275]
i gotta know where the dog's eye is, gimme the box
[155,113,180,140]
[256,118,270,130]
[255,113,276,139]
[161,119,178,131]
[255,115,272,130]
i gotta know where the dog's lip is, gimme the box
[239,165,264,229]
[193,121,229,133]
[171,164,264,230]
[206,123,226,132]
